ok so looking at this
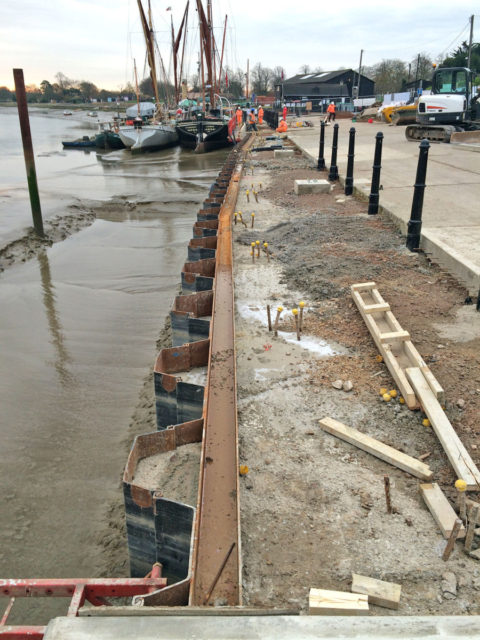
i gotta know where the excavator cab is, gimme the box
[406,67,479,142]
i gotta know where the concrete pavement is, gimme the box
[43,614,480,639]
[287,117,480,294]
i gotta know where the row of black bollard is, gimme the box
[316,122,431,253]
[344,127,356,196]
[368,132,383,215]
[406,139,430,251]
[328,123,339,182]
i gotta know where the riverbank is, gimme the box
[0,107,227,624]
[233,132,480,614]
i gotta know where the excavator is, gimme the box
[405,66,480,142]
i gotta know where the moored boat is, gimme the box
[175,1,236,153]
[176,114,234,153]
[118,122,178,152]
[62,135,96,148]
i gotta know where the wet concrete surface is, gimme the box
[0,109,227,623]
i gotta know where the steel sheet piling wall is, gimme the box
[123,140,251,607]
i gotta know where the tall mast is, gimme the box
[218,14,227,93]
[246,58,249,100]
[136,0,162,116]
[134,58,141,117]
[196,0,214,109]
[179,4,189,93]
[172,2,189,105]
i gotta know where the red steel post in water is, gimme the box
[13,68,44,237]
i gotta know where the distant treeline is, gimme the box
[2,44,478,104]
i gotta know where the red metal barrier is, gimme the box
[0,565,166,639]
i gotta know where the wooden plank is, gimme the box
[351,288,417,408]
[379,330,410,343]
[309,589,369,616]
[351,282,376,292]
[363,303,390,314]
[403,341,444,402]
[351,574,401,610]
[420,483,466,539]
[407,368,480,490]
[318,417,433,480]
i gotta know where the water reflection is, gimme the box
[37,250,72,385]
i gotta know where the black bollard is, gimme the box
[344,127,356,195]
[368,131,384,215]
[406,139,430,251]
[317,121,326,171]
[328,123,339,181]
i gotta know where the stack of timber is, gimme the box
[351,282,443,410]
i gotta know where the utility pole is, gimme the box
[246,58,249,100]
[414,53,420,91]
[356,49,364,99]
[467,14,474,70]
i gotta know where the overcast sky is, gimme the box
[0,0,477,91]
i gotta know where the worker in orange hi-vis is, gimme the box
[248,108,258,131]
[282,104,287,120]
[276,117,287,133]
[258,105,264,125]
[325,101,336,123]
[235,106,243,127]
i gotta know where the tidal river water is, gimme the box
[0,107,227,623]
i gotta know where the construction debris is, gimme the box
[420,483,466,539]
[442,518,463,561]
[351,573,402,610]
[308,588,369,616]
[406,368,480,490]
[351,282,444,409]
[318,417,433,480]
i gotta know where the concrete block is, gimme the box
[274,149,294,158]
[294,179,331,195]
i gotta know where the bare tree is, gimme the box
[363,59,407,94]
[410,52,434,82]
[271,65,286,86]
[298,64,311,74]
[251,63,273,94]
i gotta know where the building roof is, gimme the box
[283,69,373,85]
[283,83,349,97]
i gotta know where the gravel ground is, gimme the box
[234,137,480,614]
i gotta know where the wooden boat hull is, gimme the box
[119,124,179,152]
[176,118,233,153]
[95,131,126,150]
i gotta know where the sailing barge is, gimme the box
[176,0,235,153]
